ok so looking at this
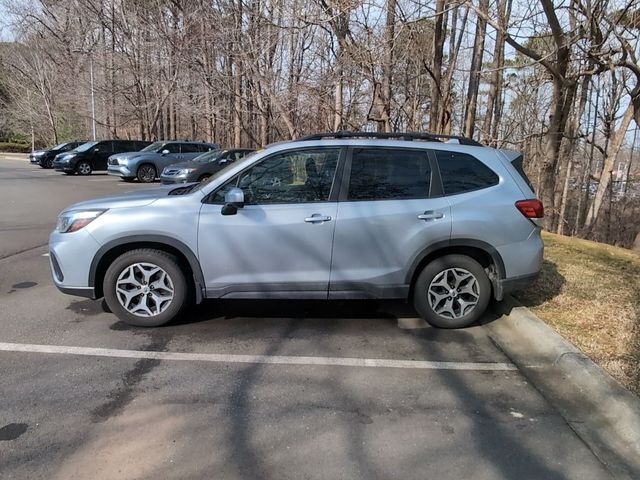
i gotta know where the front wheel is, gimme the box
[103,249,189,327]
[137,164,156,183]
[413,254,491,329]
[76,161,92,175]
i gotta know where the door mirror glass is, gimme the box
[222,187,244,215]
[161,149,170,155]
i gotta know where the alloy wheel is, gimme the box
[115,262,174,317]
[427,268,479,319]
[138,165,155,182]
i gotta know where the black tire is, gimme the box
[43,158,54,169]
[103,249,189,327]
[76,161,92,175]
[198,174,211,182]
[413,254,491,329]
[137,164,156,183]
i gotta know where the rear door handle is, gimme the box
[417,211,444,221]
[304,214,332,224]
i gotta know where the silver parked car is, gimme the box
[50,132,543,328]
[107,140,220,183]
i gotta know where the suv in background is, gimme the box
[30,141,86,168]
[53,140,150,175]
[49,132,543,328]
[160,148,254,184]
[107,140,220,183]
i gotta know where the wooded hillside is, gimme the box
[0,0,639,247]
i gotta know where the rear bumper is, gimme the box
[498,273,539,299]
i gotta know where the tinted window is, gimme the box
[181,143,201,153]
[112,141,133,153]
[435,151,499,195]
[94,142,112,153]
[162,143,181,154]
[348,148,431,201]
[214,148,339,204]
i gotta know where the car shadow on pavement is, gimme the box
[509,259,566,308]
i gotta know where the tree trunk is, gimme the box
[463,0,489,139]
[429,0,446,133]
[584,103,635,229]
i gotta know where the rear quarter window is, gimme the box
[435,151,499,195]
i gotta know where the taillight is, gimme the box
[515,199,544,218]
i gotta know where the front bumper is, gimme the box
[30,156,43,164]
[49,228,102,298]
[160,175,189,185]
[53,162,75,172]
[108,165,133,178]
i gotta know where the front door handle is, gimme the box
[417,211,444,221]
[304,214,332,224]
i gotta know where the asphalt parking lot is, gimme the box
[0,156,612,479]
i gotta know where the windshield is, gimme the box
[192,150,223,164]
[51,142,70,151]
[141,142,165,152]
[74,141,98,152]
[193,150,261,192]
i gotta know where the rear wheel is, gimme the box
[413,254,491,328]
[103,249,188,327]
[76,161,92,175]
[137,164,156,183]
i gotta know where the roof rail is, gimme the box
[295,131,483,147]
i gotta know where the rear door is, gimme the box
[328,147,451,299]
[181,143,205,161]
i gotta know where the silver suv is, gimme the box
[49,132,543,328]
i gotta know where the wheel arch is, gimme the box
[406,239,506,301]
[89,235,204,303]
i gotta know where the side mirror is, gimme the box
[221,187,244,216]
[161,149,170,155]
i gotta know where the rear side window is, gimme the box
[435,151,499,195]
[348,148,431,201]
[510,155,535,193]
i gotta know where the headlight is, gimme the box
[178,168,197,175]
[55,209,106,233]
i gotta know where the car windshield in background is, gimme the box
[141,142,164,152]
[192,150,223,164]
[51,142,70,151]
[193,150,260,192]
[74,141,98,152]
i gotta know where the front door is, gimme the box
[198,147,342,298]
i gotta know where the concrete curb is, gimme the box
[482,296,640,480]
[0,152,29,161]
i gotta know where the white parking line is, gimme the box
[41,253,50,257]
[88,179,114,182]
[0,342,516,371]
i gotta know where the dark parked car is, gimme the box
[107,140,220,183]
[53,140,151,175]
[160,148,254,184]
[30,141,86,168]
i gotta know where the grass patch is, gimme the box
[514,232,640,394]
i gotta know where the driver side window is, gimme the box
[238,148,339,204]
